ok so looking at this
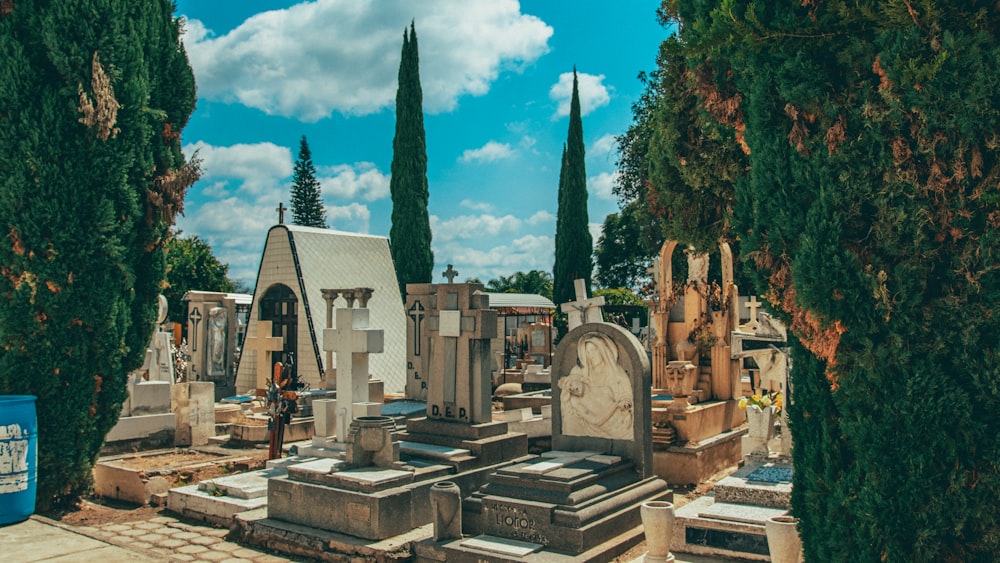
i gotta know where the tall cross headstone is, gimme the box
[242,320,285,390]
[322,290,384,442]
[560,278,605,331]
[442,264,459,283]
[275,202,287,224]
[426,283,497,424]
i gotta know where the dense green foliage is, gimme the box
[553,70,593,312]
[290,135,327,228]
[164,234,236,325]
[485,270,553,300]
[389,23,433,299]
[594,201,664,291]
[0,0,197,509]
[639,1,1000,560]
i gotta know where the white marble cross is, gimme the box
[560,279,605,331]
[322,307,384,442]
[242,320,284,390]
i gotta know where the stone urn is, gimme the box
[765,515,804,563]
[429,481,462,541]
[745,405,776,457]
[640,501,676,562]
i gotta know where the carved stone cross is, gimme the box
[742,296,762,332]
[188,307,202,352]
[322,304,384,442]
[560,278,605,331]
[242,320,284,390]
[442,264,459,284]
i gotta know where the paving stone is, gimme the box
[136,533,168,543]
[249,555,287,563]
[195,551,229,561]
[172,554,195,562]
[129,541,154,550]
[190,534,223,546]
[213,542,241,553]
[173,531,202,540]
[75,526,99,535]
[178,544,209,555]
[134,521,162,531]
[220,558,254,563]
[119,527,146,537]
[149,516,178,524]
[102,524,131,533]
[232,548,263,558]
[203,527,231,537]
[155,538,187,549]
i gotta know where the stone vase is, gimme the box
[746,405,776,457]
[765,515,803,563]
[640,501,676,562]
[429,481,462,541]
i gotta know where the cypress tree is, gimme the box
[643,2,1000,560]
[389,22,433,298]
[0,0,198,509]
[553,69,593,310]
[290,135,327,228]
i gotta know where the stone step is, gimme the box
[399,440,471,460]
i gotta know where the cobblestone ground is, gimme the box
[75,514,305,563]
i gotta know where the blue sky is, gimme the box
[172,0,668,286]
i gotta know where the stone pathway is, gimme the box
[74,514,303,563]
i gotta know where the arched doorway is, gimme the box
[259,284,298,378]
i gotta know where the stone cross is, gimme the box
[242,320,284,390]
[322,297,384,442]
[646,257,661,288]
[442,264,459,283]
[427,284,496,424]
[275,202,287,224]
[742,296,762,332]
[560,278,605,331]
[188,307,202,352]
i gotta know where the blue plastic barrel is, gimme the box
[0,396,37,525]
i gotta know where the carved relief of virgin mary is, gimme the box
[558,332,634,440]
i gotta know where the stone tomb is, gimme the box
[420,322,670,561]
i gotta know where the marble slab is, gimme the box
[400,440,471,460]
[460,534,544,557]
[698,500,789,526]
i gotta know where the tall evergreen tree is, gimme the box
[0,0,198,509]
[640,2,1000,560]
[389,22,433,298]
[290,135,326,228]
[553,69,593,311]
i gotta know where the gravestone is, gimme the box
[560,278,605,331]
[241,320,284,391]
[404,283,435,401]
[424,322,671,560]
[321,288,385,441]
[184,291,252,399]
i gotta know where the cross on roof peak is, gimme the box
[275,202,287,224]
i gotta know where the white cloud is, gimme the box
[185,141,293,195]
[435,234,554,280]
[588,171,617,201]
[318,162,389,201]
[175,196,275,283]
[590,133,617,156]
[460,199,495,212]
[326,203,371,232]
[182,0,553,121]
[527,210,555,225]
[431,213,522,242]
[588,222,603,247]
[460,141,515,163]
[550,71,612,118]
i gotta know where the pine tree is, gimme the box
[553,69,593,311]
[0,0,198,510]
[290,135,327,228]
[389,22,433,299]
